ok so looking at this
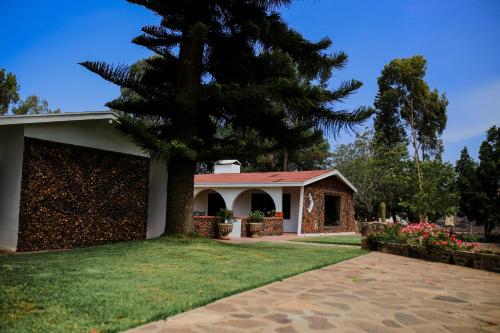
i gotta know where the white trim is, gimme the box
[297,186,305,236]
[194,170,357,193]
[0,111,118,126]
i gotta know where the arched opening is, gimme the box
[233,189,276,217]
[193,189,226,216]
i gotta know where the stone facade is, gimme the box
[301,176,355,234]
[17,138,149,251]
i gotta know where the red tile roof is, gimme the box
[194,170,331,184]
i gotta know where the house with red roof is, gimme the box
[193,160,357,237]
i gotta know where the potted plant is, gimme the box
[248,210,265,238]
[217,208,236,240]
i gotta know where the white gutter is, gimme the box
[0,111,118,126]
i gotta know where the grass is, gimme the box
[0,237,365,333]
[293,235,362,246]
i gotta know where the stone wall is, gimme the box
[193,216,221,238]
[241,217,284,237]
[17,138,149,251]
[301,176,355,234]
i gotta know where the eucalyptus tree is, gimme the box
[81,0,371,235]
[373,56,447,219]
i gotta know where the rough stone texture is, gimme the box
[17,138,149,251]
[193,216,220,238]
[193,216,283,238]
[125,252,500,333]
[301,176,355,234]
[241,217,283,237]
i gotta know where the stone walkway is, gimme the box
[126,252,500,333]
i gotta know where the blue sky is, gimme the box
[1,0,499,162]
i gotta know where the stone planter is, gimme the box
[373,241,500,273]
[360,222,386,236]
[217,223,233,240]
[248,223,262,238]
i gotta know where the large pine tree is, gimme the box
[455,147,478,220]
[477,126,500,239]
[80,0,371,235]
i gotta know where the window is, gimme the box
[282,193,291,219]
[207,193,226,216]
[324,195,340,226]
[251,193,275,216]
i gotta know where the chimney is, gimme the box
[214,160,241,174]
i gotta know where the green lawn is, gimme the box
[293,235,362,246]
[0,237,365,333]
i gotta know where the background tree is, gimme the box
[331,130,411,221]
[81,0,371,235]
[476,126,500,239]
[241,128,331,172]
[455,147,478,220]
[0,68,60,116]
[331,130,381,220]
[400,160,458,222]
[373,55,448,219]
[11,95,61,115]
[0,68,20,115]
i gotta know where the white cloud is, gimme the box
[442,80,500,143]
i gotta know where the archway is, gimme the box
[232,189,276,217]
[193,189,226,216]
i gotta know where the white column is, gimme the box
[297,186,305,236]
[146,159,168,238]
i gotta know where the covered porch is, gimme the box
[193,186,302,237]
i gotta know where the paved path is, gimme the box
[126,252,500,333]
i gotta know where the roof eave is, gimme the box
[0,111,118,126]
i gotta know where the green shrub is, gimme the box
[249,210,265,223]
[217,208,236,224]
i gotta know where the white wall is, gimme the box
[0,126,24,250]
[283,187,300,233]
[146,159,168,238]
[24,120,147,157]
[232,189,254,217]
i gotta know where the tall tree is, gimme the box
[455,147,478,220]
[81,0,371,235]
[0,68,20,115]
[476,126,500,239]
[373,55,448,219]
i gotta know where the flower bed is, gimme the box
[364,222,500,273]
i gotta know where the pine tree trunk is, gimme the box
[163,15,205,236]
[283,149,288,171]
[165,158,196,235]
